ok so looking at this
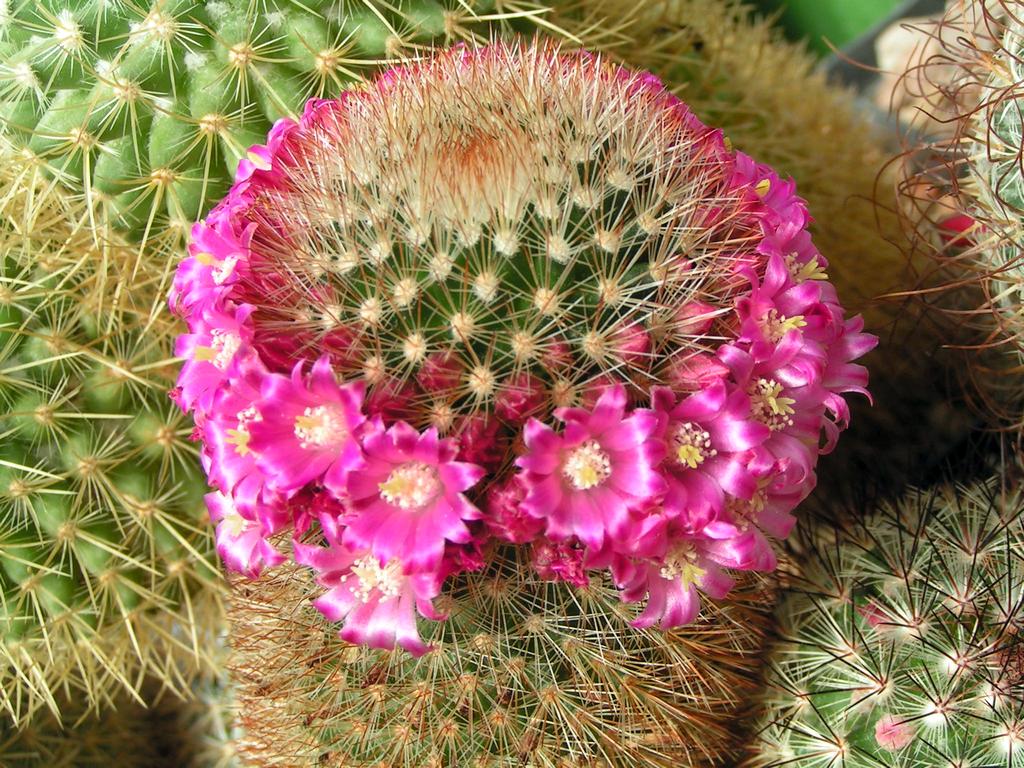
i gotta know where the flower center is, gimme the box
[195,329,241,370]
[346,555,404,603]
[659,543,706,588]
[226,406,261,456]
[749,378,795,431]
[784,251,828,283]
[211,329,241,369]
[562,440,612,490]
[378,462,442,510]
[726,488,767,532]
[220,501,250,538]
[760,308,807,344]
[293,404,348,449]
[670,421,716,469]
[211,255,239,285]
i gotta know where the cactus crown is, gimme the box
[0,140,221,726]
[750,478,1024,767]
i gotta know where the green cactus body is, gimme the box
[0,144,221,727]
[0,0,599,239]
[749,479,1024,767]
[228,548,778,767]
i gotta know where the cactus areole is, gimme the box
[171,42,875,654]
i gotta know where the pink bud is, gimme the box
[875,714,913,751]
[532,539,589,588]
[417,351,462,395]
[673,301,719,336]
[540,340,573,371]
[453,415,506,472]
[495,373,546,424]
[485,475,543,544]
[857,599,890,629]
[662,353,729,391]
[580,375,619,409]
[323,324,364,369]
[366,377,418,423]
[611,323,651,365]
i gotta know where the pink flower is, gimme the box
[295,513,443,656]
[170,215,251,316]
[206,491,285,578]
[652,383,769,526]
[174,304,254,413]
[495,373,546,424]
[248,356,366,494]
[343,421,485,572]
[515,384,665,550]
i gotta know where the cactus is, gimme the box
[894,4,1024,437]
[747,476,1024,768]
[0,140,222,727]
[0,0,634,242]
[228,549,779,767]
[0,692,165,768]
[960,14,1024,429]
[173,39,870,643]
[168,38,870,765]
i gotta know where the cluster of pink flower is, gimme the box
[171,49,874,655]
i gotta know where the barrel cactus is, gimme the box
[748,476,1024,767]
[894,3,1024,435]
[0,140,221,726]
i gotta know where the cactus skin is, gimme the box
[228,547,778,768]
[0,144,222,727]
[747,478,1024,768]
[0,0,619,241]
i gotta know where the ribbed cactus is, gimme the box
[0,142,222,726]
[748,477,1024,767]
[228,550,778,767]
[0,0,627,240]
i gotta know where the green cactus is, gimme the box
[747,477,1024,767]
[227,549,778,768]
[0,0,623,241]
[0,143,222,727]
